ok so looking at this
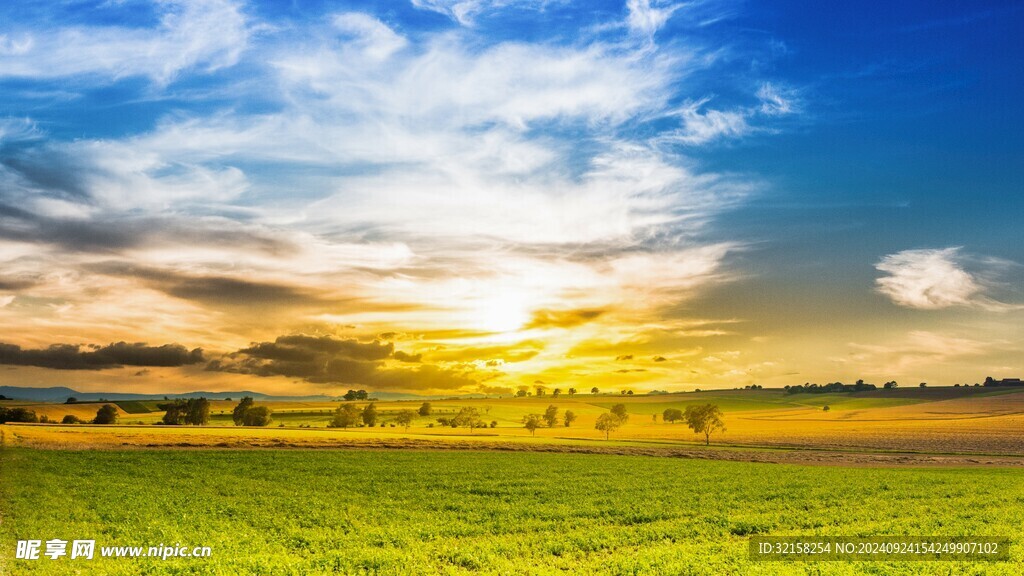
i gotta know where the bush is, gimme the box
[158,398,210,426]
[330,404,362,428]
[242,406,273,427]
[93,404,119,425]
[62,414,82,424]
[0,407,39,424]
[362,403,378,427]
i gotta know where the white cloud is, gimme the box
[838,331,1007,377]
[626,0,681,41]
[331,13,407,60]
[660,100,751,145]
[0,117,40,143]
[875,247,1006,310]
[0,1,803,354]
[757,82,797,115]
[410,0,559,26]
[272,39,678,131]
[0,0,250,84]
[411,0,491,25]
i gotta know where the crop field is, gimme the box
[1,448,1022,575]
[5,388,1024,457]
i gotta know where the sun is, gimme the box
[473,293,532,334]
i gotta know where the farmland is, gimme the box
[2,449,1023,575]
[3,387,1024,574]
[4,387,1024,458]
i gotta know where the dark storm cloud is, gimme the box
[1,145,92,200]
[241,335,393,362]
[86,261,328,309]
[210,334,472,391]
[167,276,322,307]
[393,351,422,363]
[0,201,296,255]
[0,277,38,291]
[0,341,204,370]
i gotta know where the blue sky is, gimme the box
[0,0,1020,394]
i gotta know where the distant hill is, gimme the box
[0,386,426,403]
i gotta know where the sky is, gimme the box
[0,0,1021,396]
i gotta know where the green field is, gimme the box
[1,449,1021,575]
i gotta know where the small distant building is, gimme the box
[984,377,1024,387]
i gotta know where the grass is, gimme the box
[112,401,155,414]
[1,448,1022,575]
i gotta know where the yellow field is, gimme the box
[5,388,1024,459]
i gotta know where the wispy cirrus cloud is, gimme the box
[626,0,682,42]
[0,0,251,84]
[410,0,563,27]
[875,247,1020,311]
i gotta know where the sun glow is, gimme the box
[472,292,533,334]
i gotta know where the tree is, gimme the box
[159,400,187,425]
[454,406,485,432]
[553,388,562,397]
[242,406,273,426]
[61,414,82,424]
[187,398,210,425]
[93,404,119,425]
[516,389,528,398]
[65,397,78,404]
[232,397,254,425]
[522,414,542,436]
[395,409,416,431]
[919,382,927,388]
[330,404,362,428]
[626,390,634,395]
[568,388,577,396]
[542,405,560,427]
[591,387,599,395]
[823,405,830,412]
[595,413,620,440]
[418,402,432,416]
[0,407,39,423]
[884,381,898,389]
[362,402,378,427]
[563,410,577,427]
[684,404,725,445]
[535,386,546,397]
[663,408,683,423]
[610,404,628,423]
